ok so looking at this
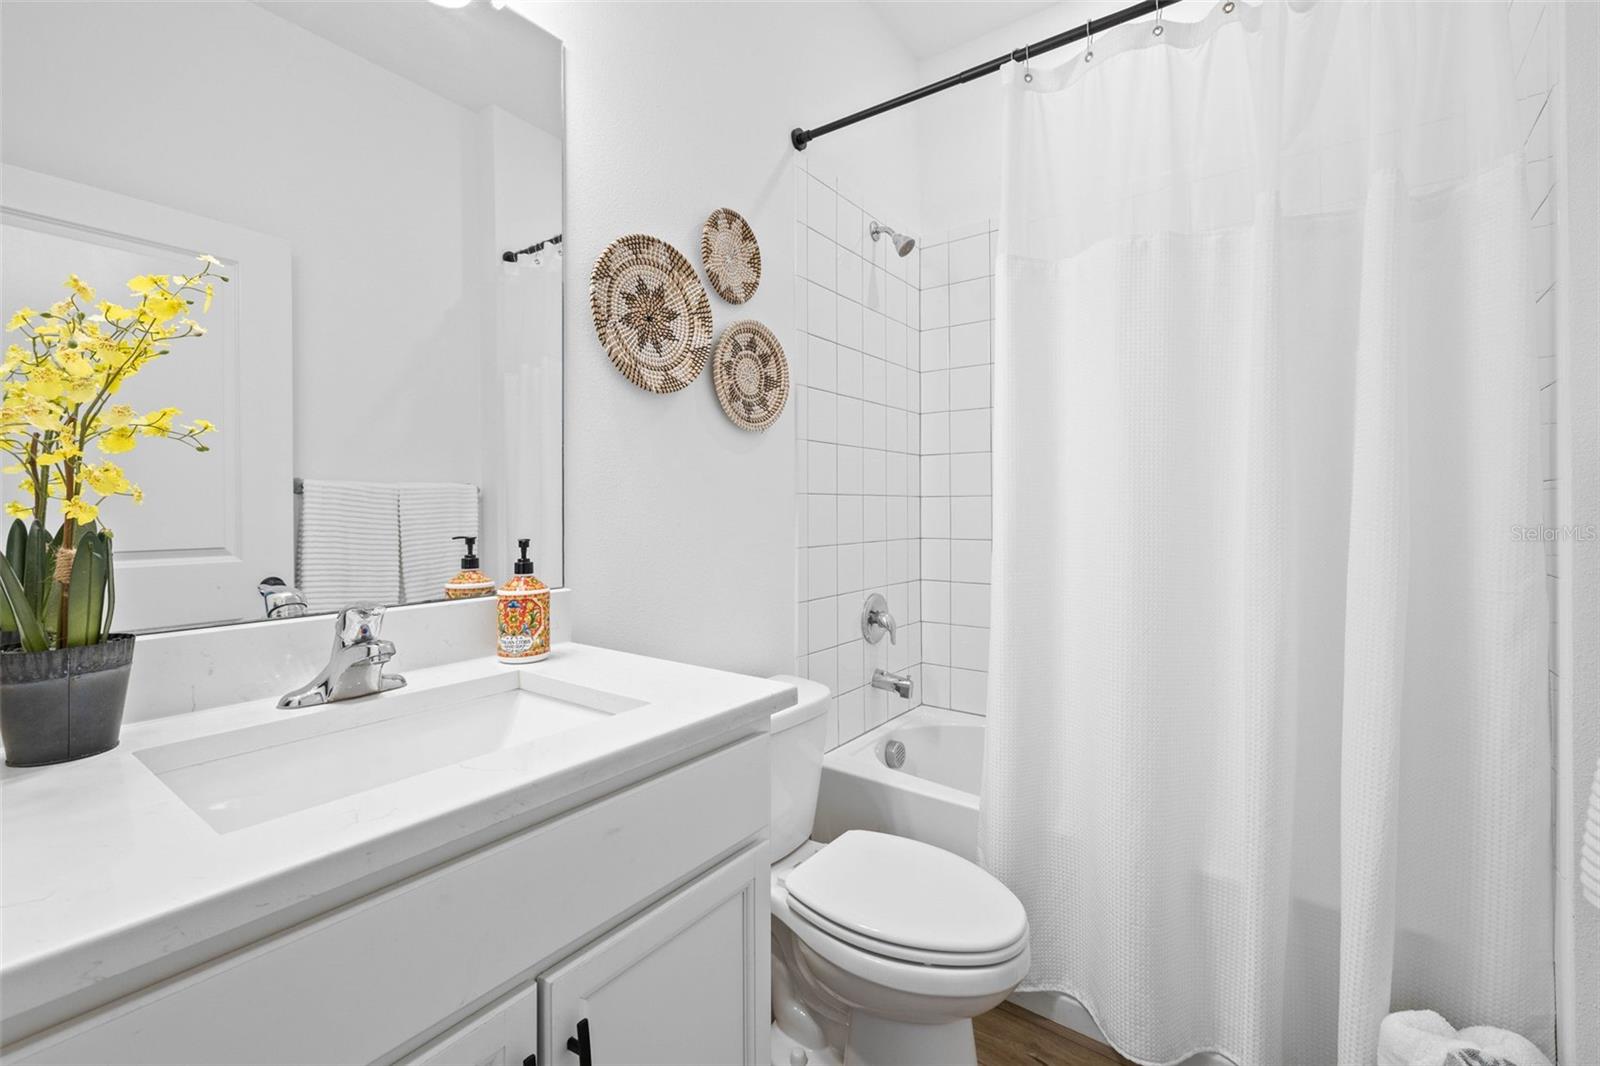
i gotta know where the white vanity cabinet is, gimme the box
[538,845,769,1066]
[2,736,770,1066]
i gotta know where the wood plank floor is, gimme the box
[974,1001,1134,1066]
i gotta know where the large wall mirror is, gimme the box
[1,0,564,633]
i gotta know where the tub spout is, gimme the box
[871,668,913,700]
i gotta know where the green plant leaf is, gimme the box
[23,521,46,618]
[66,531,107,647]
[102,529,115,636]
[4,519,24,587]
[0,549,48,652]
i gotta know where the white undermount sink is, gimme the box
[133,672,647,833]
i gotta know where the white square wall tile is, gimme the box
[838,446,864,494]
[923,538,951,580]
[863,357,887,406]
[950,668,988,714]
[921,496,951,537]
[950,278,989,325]
[921,243,949,289]
[807,546,838,599]
[923,621,951,666]
[950,366,990,410]
[950,322,990,367]
[951,539,991,584]
[921,454,951,496]
[950,409,990,453]
[921,329,950,371]
[951,625,989,670]
[951,582,990,628]
[805,439,838,491]
[951,452,990,495]
[807,229,836,289]
[837,248,864,303]
[862,309,886,358]
[807,494,837,547]
[923,665,951,708]
[838,494,864,543]
[839,687,866,741]
[807,176,836,240]
[863,401,888,449]
[863,495,888,540]
[808,598,837,651]
[807,388,837,444]
[806,646,837,692]
[922,412,950,454]
[923,580,952,623]
[808,336,837,392]
[948,234,989,284]
[837,395,864,447]
[807,282,837,340]
[951,495,991,538]
[921,370,950,414]
[837,299,864,352]
[837,198,863,256]
[921,286,950,329]
[863,449,887,495]
[838,350,865,399]
[837,543,864,594]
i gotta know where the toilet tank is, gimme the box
[767,675,830,859]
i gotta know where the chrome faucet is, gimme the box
[258,577,308,620]
[872,668,914,700]
[861,593,898,645]
[277,604,406,709]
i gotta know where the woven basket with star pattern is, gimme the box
[700,208,761,304]
[589,234,714,393]
[712,320,788,431]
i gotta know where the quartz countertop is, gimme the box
[0,642,791,1041]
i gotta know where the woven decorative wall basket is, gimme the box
[590,234,715,393]
[700,208,761,304]
[712,320,789,431]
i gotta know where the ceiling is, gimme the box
[865,1,1065,61]
[257,1,564,137]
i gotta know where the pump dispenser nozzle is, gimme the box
[453,535,480,569]
[514,538,534,575]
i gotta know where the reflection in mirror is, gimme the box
[1,0,564,634]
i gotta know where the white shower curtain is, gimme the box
[981,4,1552,1064]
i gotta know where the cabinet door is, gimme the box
[540,844,769,1066]
[399,982,538,1066]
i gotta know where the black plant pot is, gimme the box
[0,634,135,767]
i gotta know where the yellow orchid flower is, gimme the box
[65,274,94,302]
[100,403,137,428]
[61,496,98,523]
[145,294,186,323]
[196,254,222,267]
[191,418,215,433]
[98,427,137,453]
[140,407,180,437]
[57,349,95,379]
[82,461,130,496]
[126,274,165,295]
[6,307,35,331]
[4,500,30,519]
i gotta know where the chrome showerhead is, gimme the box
[869,221,916,257]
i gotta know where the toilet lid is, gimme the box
[784,831,1028,957]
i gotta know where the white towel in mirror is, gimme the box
[1583,755,1600,909]
[398,483,479,605]
[296,479,401,613]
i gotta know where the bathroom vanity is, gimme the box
[0,643,789,1064]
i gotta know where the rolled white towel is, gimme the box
[1378,1011,1553,1066]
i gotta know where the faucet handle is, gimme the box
[336,603,386,645]
[861,592,898,645]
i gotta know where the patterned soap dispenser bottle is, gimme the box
[444,536,495,599]
[496,538,550,664]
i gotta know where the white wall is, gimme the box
[0,1,489,490]
[512,1,922,676]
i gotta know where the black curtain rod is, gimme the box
[502,233,562,263]
[790,0,1186,151]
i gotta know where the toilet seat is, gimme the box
[783,830,1029,962]
[786,895,1028,967]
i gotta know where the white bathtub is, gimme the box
[812,706,983,861]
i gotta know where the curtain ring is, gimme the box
[1223,0,1235,11]
[1152,0,1164,37]
[1084,20,1094,62]
[1023,44,1033,83]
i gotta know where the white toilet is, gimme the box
[767,677,1031,1066]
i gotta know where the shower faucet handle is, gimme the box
[861,592,897,645]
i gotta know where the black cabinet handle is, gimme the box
[566,1017,592,1066]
